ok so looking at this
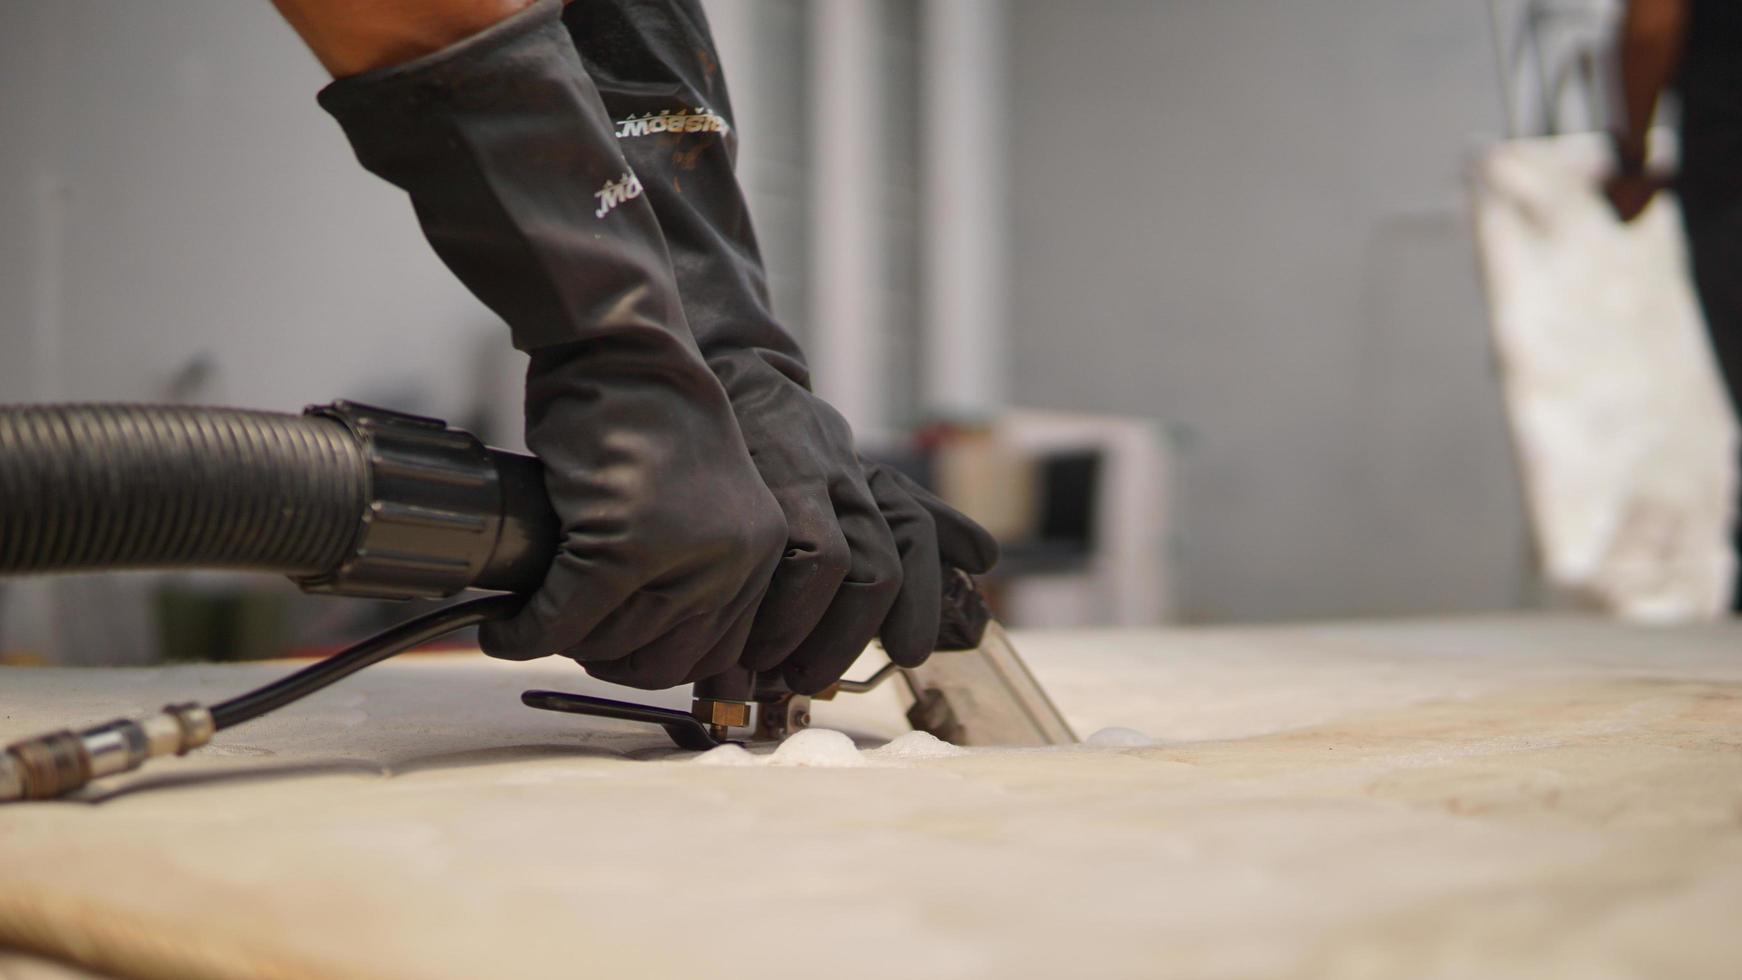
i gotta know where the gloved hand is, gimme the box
[319,0,786,689]
[565,0,998,693]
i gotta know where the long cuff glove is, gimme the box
[564,0,998,693]
[319,0,786,690]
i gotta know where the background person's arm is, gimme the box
[1605,0,1689,221]
[270,0,536,76]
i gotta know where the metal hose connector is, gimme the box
[0,703,214,803]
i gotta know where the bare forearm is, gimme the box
[1613,0,1689,164]
[271,0,535,76]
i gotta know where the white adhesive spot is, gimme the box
[870,730,966,760]
[1085,727,1156,748]
[687,729,965,768]
[765,729,865,768]
[693,744,758,767]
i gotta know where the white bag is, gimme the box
[1472,131,1738,621]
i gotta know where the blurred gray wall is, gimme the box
[0,3,522,432]
[1006,0,1533,621]
[0,3,525,663]
[0,0,1539,639]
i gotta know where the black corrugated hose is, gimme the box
[0,404,366,578]
[0,402,533,733]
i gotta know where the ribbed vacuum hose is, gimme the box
[0,404,365,578]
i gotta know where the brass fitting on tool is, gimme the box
[0,703,214,802]
[690,699,751,743]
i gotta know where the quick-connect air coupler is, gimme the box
[0,703,213,802]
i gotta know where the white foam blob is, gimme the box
[687,729,967,768]
[766,728,866,768]
[692,743,758,767]
[1084,727,1156,748]
[869,730,966,760]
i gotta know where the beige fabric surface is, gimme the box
[2,616,1741,979]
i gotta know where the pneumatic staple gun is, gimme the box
[0,402,1074,802]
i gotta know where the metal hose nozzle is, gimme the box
[0,704,213,802]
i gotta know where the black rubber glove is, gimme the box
[319,0,785,690]
[565,0,998,693]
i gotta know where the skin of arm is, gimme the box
[270,0,538,77]
[1605,0,1690,222]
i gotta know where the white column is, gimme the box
[698,0,765,197]
[809,0,889,439]
[921,0,1009,419]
